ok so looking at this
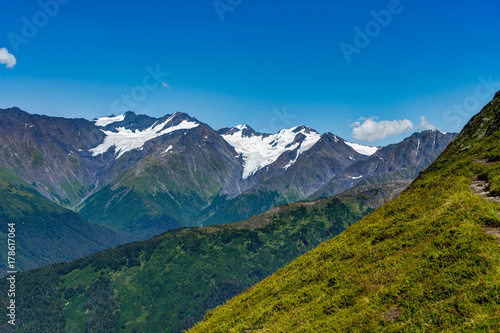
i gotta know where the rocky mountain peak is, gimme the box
[217,124,262,138]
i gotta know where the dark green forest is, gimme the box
[0,194,370,332]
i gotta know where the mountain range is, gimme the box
[0,107,456,241]
[0,101,468,332]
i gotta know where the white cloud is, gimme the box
[418,116,436,130]
[0,48,16,68]
[350,117,414,142]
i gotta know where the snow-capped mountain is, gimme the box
[90,112,200,159]
[219,125,322,179]
[0,107,456,239]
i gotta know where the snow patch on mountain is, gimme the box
[283,157,297,170]
[93,114,126,127]
[344,142,379,156]
[222,126,321,179]
[90,117,198,159]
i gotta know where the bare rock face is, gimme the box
[0,107,110,206]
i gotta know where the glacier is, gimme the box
[221,126,321,179]
[344,142,379,156]
[93,114,126,127]
[90,115,199,159]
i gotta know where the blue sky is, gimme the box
[1,0,499,145]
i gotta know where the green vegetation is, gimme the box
[0,164,128,275]
[77,183,183,239]
[0,194,370,332]
[202,190,286,227]
[190,94,500,332]
[77,149,231,239]
[27,146,44,168]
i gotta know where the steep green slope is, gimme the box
[337,179,412,213]
[0,192,373,333]
[0,164,129,275]
[191,93,500,331]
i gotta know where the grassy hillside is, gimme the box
[190,94,500,332]
[0,164,129,275]
[0,191,375,332]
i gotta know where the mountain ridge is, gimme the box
[310,129,457,199]
[190,92,500,332]
[0,107,456,239]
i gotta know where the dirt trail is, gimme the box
[469,178,500,245]
[483,227,500,243]
[469,179,500,203]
